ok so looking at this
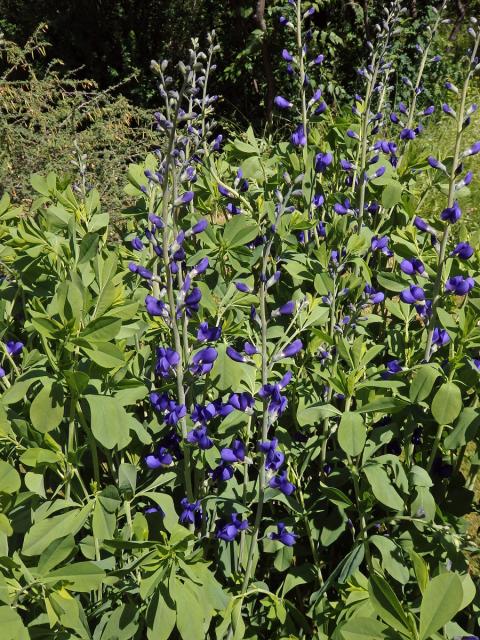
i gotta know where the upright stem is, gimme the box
[240,263,269,594]
[424,33,480,361]
[295,0,308,143]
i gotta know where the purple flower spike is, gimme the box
[269,469,295,495]
[451,242,474,260]
[244,342,258,356]
[269,522,297,546]
[218,184,232,198]
[190,347,218,375]
[440,201,461,223]
[445,276,475,296]
[273,301,295,317]
[235,282,252,293]
[400,128,416,140]
[274,95,293,109]
[414,216,430,232]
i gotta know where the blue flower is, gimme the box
[400,257,424,275]
[184,287,202,316]
[451,242,474,260]
[440,201,461,223]
[6,341,23,356]
[186,425,213,450]
[211,462,234,482]
[190,347,218,375]
[226,346,247,363]
[314,152,333,173]
[131,237,144,251]
[269,469,295,495]
[215,513,248,541]
[291,124,307,147]
[145,447,173,468]
[229,392,255,412]
[274,95,293,109]
[400,285,425,304]
[221,439,246,463]
[371,235,392,256]
[432,328,450,348]
[259,371,292,416]
[281,49,293,62]
[145,295,168,317]
[445,276,475,295]
[269,522,297,546]
[197,322,222,342]
[274,338,303,361]
[258,437,285,470]
[155,347,180,377]
[179,498,201,525]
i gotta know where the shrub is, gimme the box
[0,2,479,639]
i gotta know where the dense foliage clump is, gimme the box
[0,1,480,639]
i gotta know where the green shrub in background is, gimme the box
[0,24,157,214]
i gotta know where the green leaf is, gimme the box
[297,403,341,426]
[431,382,462,425]
[0,605,29,640]
[23,503,93,556]
[363,464,404,511]
[172,577,204,640]
[80,316,122,342]
[44,561,105,592]
[368,574,410,636]
[30,382,64,433]
[222,216,259,248]
[38,535,76,574]
[381,180,403,208]
[409,365,441,403]
[419,573,464,640]
[119,463,137,497]
[370,535,409,584]
[0,461,20,494]
[339,617,388,639]
[337,411,366,457]
[82,342,125,369]
[85,395,132,449]
[147,586,176,640]
[410,550,429,594]
[338,544,365,583]
[444,408,480,449]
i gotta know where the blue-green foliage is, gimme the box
[0,2,479,639]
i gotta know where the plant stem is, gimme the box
[295,0,308,142]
